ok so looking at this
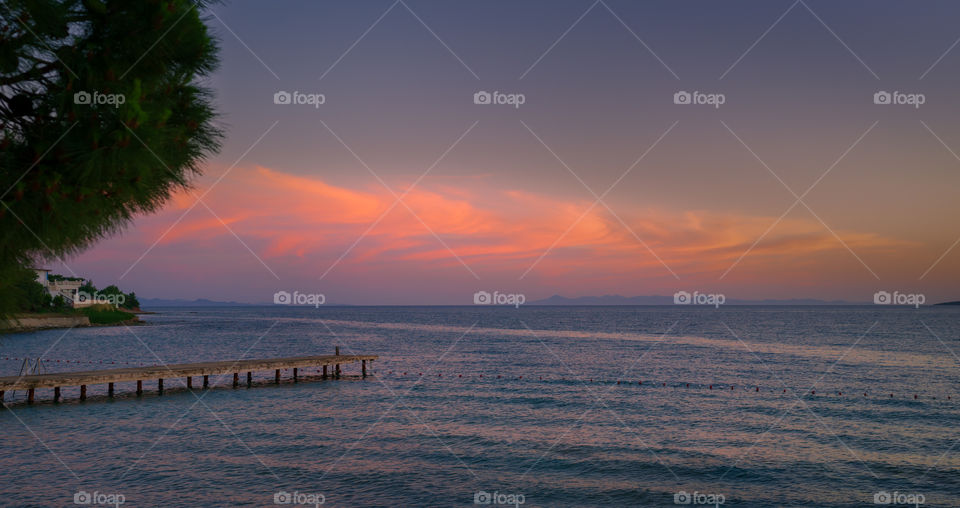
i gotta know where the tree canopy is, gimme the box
[0,0,222,314]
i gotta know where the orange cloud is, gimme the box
[134,166,904,283]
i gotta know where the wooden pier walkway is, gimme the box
[0,349,377,404]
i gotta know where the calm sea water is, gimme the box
[0,306,958,507]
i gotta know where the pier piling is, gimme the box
[0,352,377,404]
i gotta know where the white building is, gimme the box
[33,268,90,308]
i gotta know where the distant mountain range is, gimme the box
[527,294,861,305]
[140,297,257,307]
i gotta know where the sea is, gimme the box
[0,305,957,507]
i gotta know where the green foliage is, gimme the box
[123,291,140,309]
[81,305,134,324]
[0,0,222,314]
[51,293,70,310]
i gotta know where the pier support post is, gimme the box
[54,387,61,402]
[137,380,143,396]
[158,378,164,394]
[293,368,298,382]
[247,372,252,387]
[233,373,238,388]
[27,388,34,404]
[275,369,280,384]
[203,375,209,388]
[80,385,86,400]
[187,377,192,389]
[322,365,327,379]
[108,383,114,397]
[334,346,341,378]
[362,360,367,377]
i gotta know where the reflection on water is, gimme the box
[0,306,957,507]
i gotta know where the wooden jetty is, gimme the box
[0,348,377,404]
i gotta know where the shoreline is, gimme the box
[1,312,143,334]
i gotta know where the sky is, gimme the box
[54,0,960,304]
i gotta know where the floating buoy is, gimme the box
[709,385,713,390]
[459,374,462,378]
[755,387,759,392]
[686,383,690,388]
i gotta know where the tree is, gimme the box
[0,0,222,314]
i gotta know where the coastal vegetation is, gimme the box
[0,0,222,316]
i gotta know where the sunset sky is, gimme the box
[55,1,960,304]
